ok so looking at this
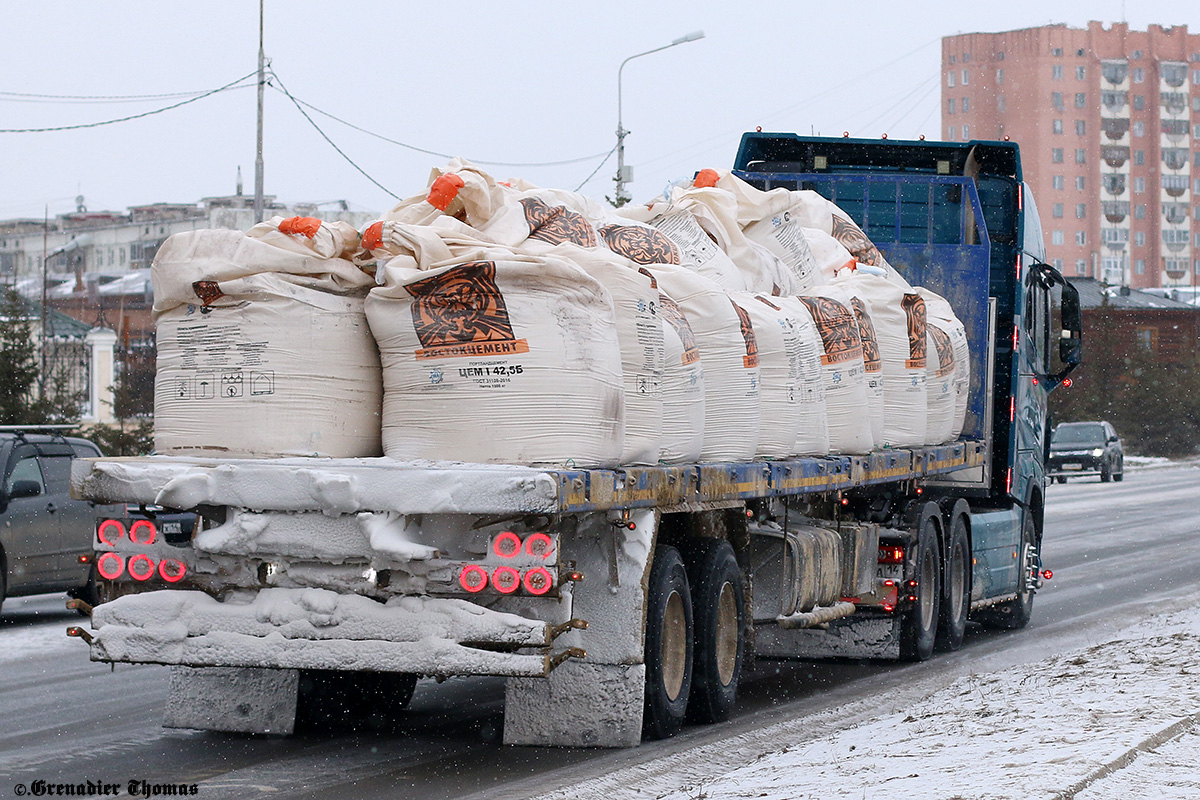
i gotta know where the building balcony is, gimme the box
[1101,90,1128,112]
[1160,119,1190,143]
[1163,175,1189,198]
[1102,201,1130,223]
[1163,148,1190,171]
[1101,60,1129,85]
[1160,62,1188,88]
[1161,92,1187,115]
[1102,145,1130,168]
[1163,203,1191,225]
[1103,174,1127,196]
[1102,118,1130,140]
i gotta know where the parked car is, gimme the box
[1048,421,1125,484]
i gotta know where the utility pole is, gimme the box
[253,0,265,223]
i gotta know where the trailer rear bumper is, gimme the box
[87,587,560,677]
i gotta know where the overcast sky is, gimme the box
[1,1,1194,221]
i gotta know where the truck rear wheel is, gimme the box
[643,545,693,739]
[935,510,969,652]
[900,505,941,662]
[683,539,744,724]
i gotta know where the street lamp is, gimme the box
[615,30,705,205]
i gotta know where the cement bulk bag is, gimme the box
[920,288,970,441]
[544,245,665,465]
[808,283,885,446]
[733,293,826,459]
[640,208,747,290]
[836,274,928,448]
[644,265,760,462]
[152,219,381,458]
[367,253,624,467]
[635,268,705,463]
[924,319,957,445]
[794,294,874,454]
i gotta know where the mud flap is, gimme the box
[163,666,298,734]
[503,661,645,747]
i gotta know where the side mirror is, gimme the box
[9,479,42,499]
[1031,261,1081,388]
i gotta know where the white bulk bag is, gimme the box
[639,268,705,463]
[920,288,970,440]
[367,252,624,467]
[733,293,826,459]
[152,221,381,458]
[808,282,885,446]
[925,319,957,445]
[794,294,874,454]
[543,245,665,465]
[835,273,928,448]
[644,265,761,462]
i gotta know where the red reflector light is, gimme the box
[878,545,905,564]
[1063,378,1073,389]
[492,566,520,594]
[98,519,125,546]
[459,565,488,593]
[493,531,522,559]
[1042,569,1053,580]
[158,559,187,583]
[97,552,125,580]
[127,554,156,581]
[523,567,553,596]
[524,533,555,560]
[129,519,157,546]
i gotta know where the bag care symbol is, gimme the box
[221,372,244,397]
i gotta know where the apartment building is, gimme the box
[942,22,1199,289]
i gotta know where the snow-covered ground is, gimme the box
[533,603,1200,800]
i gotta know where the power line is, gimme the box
[0,83,257,104]
[270,84,611,168]
[0,71,259,133]
[574,143,618,192]
[269,70,400,200]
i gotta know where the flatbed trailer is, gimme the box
[66,133,1081,747]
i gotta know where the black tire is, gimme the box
[643,545,693,739]
[900,505,941,662]
[1113,461,1124,482]
[1055,476,1067,484]
[935,509,970,653]
[1100,459,1112,482]
[974,513,1037,630]
[682,539,745,724]
[67,565,101,614]
[0,553,6,616]
[297,670,418,730]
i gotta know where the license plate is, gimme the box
[1063,464,1083,471]
[162,521,183,534]
[875,563,903,581]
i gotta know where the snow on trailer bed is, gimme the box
[70,441,986,515]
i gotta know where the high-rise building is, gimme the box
[942,22,1199,289]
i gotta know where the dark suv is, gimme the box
[1048,421,1124,483]
[0,427,122,613]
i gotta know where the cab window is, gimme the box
[6,455,45,496]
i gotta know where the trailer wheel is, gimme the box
[975,514,1037,630]
[900,506,941,662]
[643,545,693,739]
[935,510,969,652]
[683,539,744,724]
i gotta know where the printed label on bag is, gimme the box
[798,296,863,366]
[405,261,530,361]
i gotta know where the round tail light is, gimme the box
[492,566,520,594]
[98,520,126,547]
[524,533,555,560]
[129,519,158,545]
[459,565,488,593]
[96,552,125,580]
[127,553,156,581]
[522,567,553,596]
[158,559,187,583]
[493,531,522,559]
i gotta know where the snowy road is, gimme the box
[0,462,1196,799]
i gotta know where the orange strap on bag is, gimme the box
[428,173,466,211]
[278,216,322,238]
[693,168,720,188]
[361,221,384,252]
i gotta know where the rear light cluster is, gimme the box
[458,531,559,597]
[95,519,188,584]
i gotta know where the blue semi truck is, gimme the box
[69,133,1081,747]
